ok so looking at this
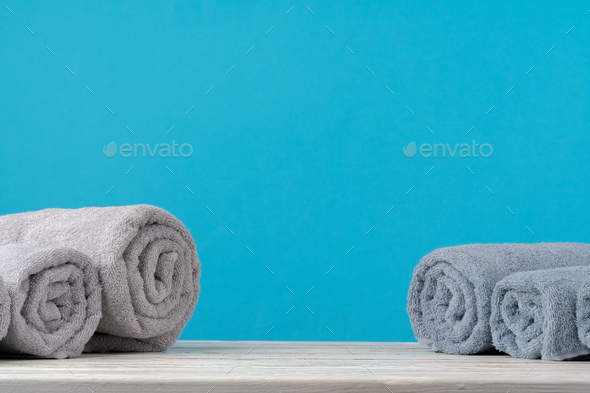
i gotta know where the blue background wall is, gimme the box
[1,1,589,342]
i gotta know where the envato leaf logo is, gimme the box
[103,141,193,158]
[403,142,417,158]
[103,142,117,158]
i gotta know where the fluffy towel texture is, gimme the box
[491,266,590,360]
[576,281,590,351]
[407,243,590,355]
[0,243,101,358]
[0,276,10,341]
[0,205,200,352]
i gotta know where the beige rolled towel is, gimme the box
[0,205,200,352]
[0,244,101,358]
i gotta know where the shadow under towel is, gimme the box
[491,266,590,361]
[0,244,102,358]
[0,205,200,352]
[407,243,590,355]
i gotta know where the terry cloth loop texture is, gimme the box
[407,243,590,355]
[0,244,101,358]
[0,205,200,352]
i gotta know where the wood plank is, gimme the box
[0,341,588,392]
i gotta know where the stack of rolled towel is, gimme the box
[0,204,200,358]
[407,243,590,361]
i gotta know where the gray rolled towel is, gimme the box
[576,281,590,350]
[491,266,590,360]
[0,205,200,352]
[0,275,10,342]
[0,243,102,358]
[407,243,590,355]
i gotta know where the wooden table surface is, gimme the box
[0,341,589,392]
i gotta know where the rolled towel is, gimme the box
[0,205,200,352]
[576,279,590,351]
[491,266,590,360]
[0,276,10,342]
[0,243,101,358]
[407,243,590,355]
